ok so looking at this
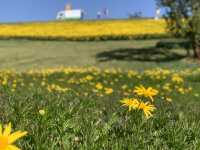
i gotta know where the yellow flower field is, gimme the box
[0,19,167,41]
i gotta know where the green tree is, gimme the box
[157,0,200,58]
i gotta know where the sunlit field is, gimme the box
[0,19,167,41]
[0,39,196,71]
[0,67,200,149]
[0,20,200,149]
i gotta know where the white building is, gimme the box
[56,4,84,20]
[154,8,161,20]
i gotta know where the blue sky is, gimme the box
[0,0,157,23]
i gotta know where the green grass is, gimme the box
[0,39,198,71]
[0,39,200,149]
[0,67,200,149]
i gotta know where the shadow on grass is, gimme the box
[96,47,187,62]
[156,39,191,50]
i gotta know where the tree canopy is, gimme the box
[157,0,200,58]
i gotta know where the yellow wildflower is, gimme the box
[0,123,27,150]
[2,79,7,85]
[138,102,156,119]
[178,88,185,94]
[172,74,184,84]
[85,75,93,81]
[104,88,113,95]
[95,83,103,90]
[120,98,140,111]
[47,84,69,93]
[163,83,172,92]
[134,85,158,101]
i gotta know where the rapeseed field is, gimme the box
[0,20,167,41]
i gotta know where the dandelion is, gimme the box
[0,123,27,150]
[138,102,156,119]
[134,85,158,101]
[120,98,140,111]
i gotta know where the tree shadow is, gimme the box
[156,40,191,50]
[96,47,187,63]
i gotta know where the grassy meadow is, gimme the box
[0,39,197,71]
[1,65,200,149]
[0,20,200,149]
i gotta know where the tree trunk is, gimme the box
[191,35,200,59]
[192,40,198,58]
[195,45,200,59]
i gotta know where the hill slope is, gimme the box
[0,20,166,41]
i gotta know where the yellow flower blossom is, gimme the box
[85,75,93,81]
[120,98,140,111]
[104,88,113,95]
[0,123,27,150]
[95,83,103,90]
[178,88,185,94]
[172,74,184,84]
[163,83,172,92]
[134,85,158,101]
[47,84,69,93]
[121,98,156,119]
[138,102,156,119]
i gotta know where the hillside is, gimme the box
[0,19,167,41]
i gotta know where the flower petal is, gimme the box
[8,131,27,144]
[0,124,2,136]
[7,145,21,150]
[3,122,12,136]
